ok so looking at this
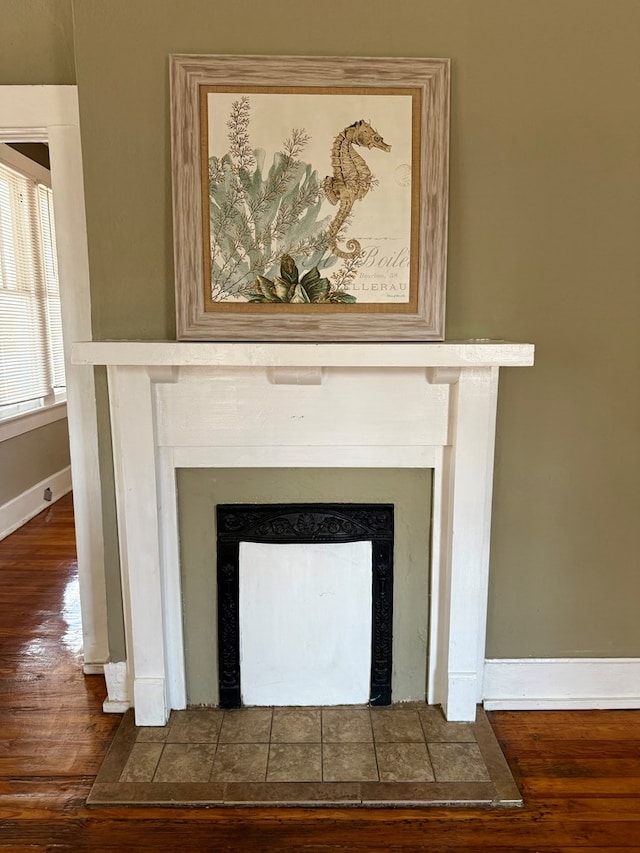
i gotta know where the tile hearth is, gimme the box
[88,705,522,807]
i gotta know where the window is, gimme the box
[0,144,65,423]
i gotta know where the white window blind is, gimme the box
[0,153,65,412]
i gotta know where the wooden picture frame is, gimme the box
[170,54,449,341]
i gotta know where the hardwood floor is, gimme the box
[1,493,639,850]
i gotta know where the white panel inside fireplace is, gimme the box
[239,541,372,706]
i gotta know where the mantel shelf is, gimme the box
[72,340,534,368]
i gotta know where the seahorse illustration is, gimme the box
[323,120,391,259]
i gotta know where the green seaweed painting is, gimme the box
[207,96,339,302]
[207,97,392,305]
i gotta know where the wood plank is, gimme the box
[502,738,640,757]
[1,806,640,849]
[522,776,640,797]
[490,710,640,741]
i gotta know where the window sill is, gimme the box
[0,399,67,443]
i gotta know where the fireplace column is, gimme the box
[428,366,501,720]
[105,365,170,725]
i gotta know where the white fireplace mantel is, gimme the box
[73,340,534,725]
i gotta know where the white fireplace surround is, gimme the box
[72,340,534,725]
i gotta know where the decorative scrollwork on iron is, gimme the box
[217,503,393,543]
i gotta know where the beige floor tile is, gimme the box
[371,709,425,743]
[153,743,216,783]
[376,742,435,782]
[271,708,321,743]
[419,706,476,742]
[119,742,163,782]
[167,709,224,743]
[210,743,269,782]
[323,743,378,782]
[267,743,322,782]
[322,709,372,743]
[135,726,170,743]
[219,708,273,743]
[428,742,492,782]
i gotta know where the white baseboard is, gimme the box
[103,700,131,713]
[484,658,640,710]
[82,663,105,675]
[0,466,72,541]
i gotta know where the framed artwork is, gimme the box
[170,54,449,341]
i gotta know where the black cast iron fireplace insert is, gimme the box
[216,503,394,708]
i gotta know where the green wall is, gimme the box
[0,0,75,85]
[178,469,431,705]
[0,419,70,507]
[70,0,640,661]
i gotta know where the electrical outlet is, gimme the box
[43,487,52,502]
